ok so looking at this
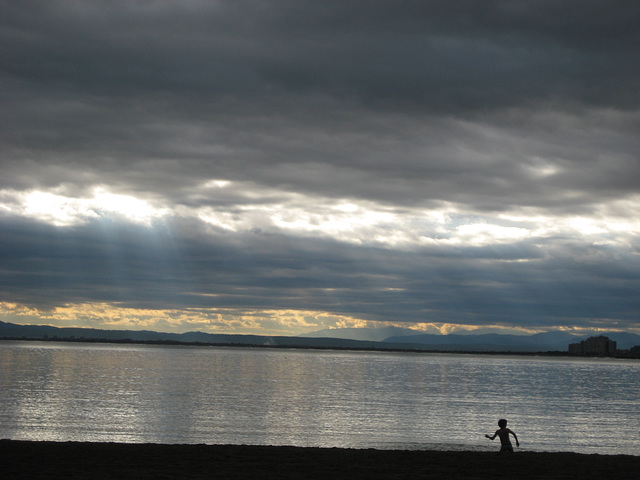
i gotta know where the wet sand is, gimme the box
[2,440,638,479]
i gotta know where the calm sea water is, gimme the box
[1,341,638,455]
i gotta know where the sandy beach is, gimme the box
[2,440,638,479]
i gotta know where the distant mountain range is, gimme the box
[2,321,639,353]
[304,327,640,352]
[299,326,418,342]
[302,327,640,351]
[0,321,393,350]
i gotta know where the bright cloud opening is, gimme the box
[4,182,640,252]
[0,301,549,337]
[2,187,169,226]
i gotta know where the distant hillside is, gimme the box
[384,331,640,351]
[2,321,638,353]
[383,331,578,352]
[298,326,418,342]
[303,326,640,351]
[0,321,394,351]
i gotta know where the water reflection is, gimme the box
[1,341,638,455]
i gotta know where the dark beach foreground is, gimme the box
[1,440,638,479]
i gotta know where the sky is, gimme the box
[2,1,639,337]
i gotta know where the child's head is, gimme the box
[498,419,507,428]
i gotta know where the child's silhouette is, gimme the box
[485,419,519,452]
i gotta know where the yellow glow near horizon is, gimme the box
[0,302,375,336]
[0,301,479,336]
[3,302,639,336]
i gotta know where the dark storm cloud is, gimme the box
[3,1,639,201]
[2,212,639,330]
[1,1,639,333]
[4,1,638,107]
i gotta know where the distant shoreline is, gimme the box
[3,336,637,359]
[1,440,638,480]
[3,320,639,357]
[0,335,574,356]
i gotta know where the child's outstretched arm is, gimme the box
[485,431,498,440]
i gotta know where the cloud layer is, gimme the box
[2,1,639,334]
